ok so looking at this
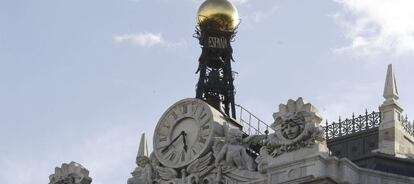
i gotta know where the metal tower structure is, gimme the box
[194,20,237,119]
[194,0,240,119]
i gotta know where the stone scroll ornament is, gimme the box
[263,98,325,158]
[49,162,92,184]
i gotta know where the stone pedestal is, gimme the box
[376,64,414,158]
[266,143,329,184]
[267,143,329,167]
[378,101,405,157]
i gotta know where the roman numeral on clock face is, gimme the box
[193,104,203,117]
[202,123,210,130]
[191,148,197,155]
[199,136,207,144]
[158,134,167,141]
[165,150,177,161]
[191,102,199,115]
[180,150,186,162]
[170,111,178,121]
[180,103,189,114]
[199,109,207,120]
[190,148,196,159]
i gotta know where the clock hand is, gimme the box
[161,131,185,153]
[182,131,188,152]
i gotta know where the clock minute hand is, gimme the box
[161,131,185,153]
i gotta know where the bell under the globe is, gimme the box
[197,0,240,32]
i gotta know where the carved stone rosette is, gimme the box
[49,162,92,184]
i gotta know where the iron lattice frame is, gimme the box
[194,20,237,119]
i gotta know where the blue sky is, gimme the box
[1,0,414,183]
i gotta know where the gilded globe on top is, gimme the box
[197,0,240,32]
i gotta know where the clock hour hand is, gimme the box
[161,131,185,153]
[182,131,188,152]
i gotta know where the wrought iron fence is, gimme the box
[234,105,414,140]
[324,110,381,140]
[401,115,414,137]
[235,104,270,135]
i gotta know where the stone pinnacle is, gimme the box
[137,133,149,158]
[383,64,399,101]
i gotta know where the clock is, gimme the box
[153,98,227,168]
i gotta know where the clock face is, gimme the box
[154,98,214,168]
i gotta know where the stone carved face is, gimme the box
[281,116,304,140]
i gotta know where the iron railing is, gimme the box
[401,115,414,137]
[324,110,381,140]
[234,105,414,141]
[235,104,270,135]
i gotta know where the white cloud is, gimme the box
[333,0,414,56]
[114,32,186,48]
[114,32,165,47]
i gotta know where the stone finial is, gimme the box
[137,133,149,158]
[383,64,399,102]
[49,161,92,184]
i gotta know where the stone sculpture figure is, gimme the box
[128,134,153,184]
[128,156,153,184]
[214,128,254,171]
[49,161,92,184]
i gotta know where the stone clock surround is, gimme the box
[153,98,240,169]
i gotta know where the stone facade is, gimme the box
[48,64,414,184]
[266,153,414,184]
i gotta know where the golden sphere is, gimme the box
[197,0,240,32]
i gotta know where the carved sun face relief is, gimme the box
[281,116,305,140]
[263,98,325,158]
[153,99,215,168]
